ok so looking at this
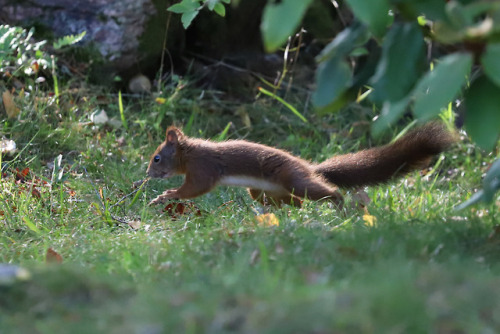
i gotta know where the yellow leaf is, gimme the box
[363,214,377,227]
[155,97,167,104]
[2,90,20,119]
[255,213,279,227]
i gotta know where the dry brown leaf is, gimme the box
[2,90,20,119]
[351,188,371,208]
[163,202,201,219]
[46,248,63,264]
[128,220,142,230]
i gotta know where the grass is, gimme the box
[1,64,500,333]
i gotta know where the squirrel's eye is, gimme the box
[153,154,161,163]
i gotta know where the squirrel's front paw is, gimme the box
[148,189,177,206]
[149,195,167,206]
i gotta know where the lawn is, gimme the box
[1,36,499,334]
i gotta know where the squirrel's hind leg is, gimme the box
[286,177,344,209]
[248,188,266,205]
[247,188,302,207]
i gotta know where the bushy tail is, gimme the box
[314,122,456,188]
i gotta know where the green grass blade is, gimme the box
[22,216,41,234]
[217,122,232,141]
[258,87,308,123]
[118,90,128,130]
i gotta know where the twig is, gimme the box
[82,166,131,225]
[109,178,149,210]
[82,166,106,211]
[158,10,174,91]
[185,51,311,94]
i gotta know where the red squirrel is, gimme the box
[146,122,455,207]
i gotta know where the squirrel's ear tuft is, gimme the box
[166,126,183,144]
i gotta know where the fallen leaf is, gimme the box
[90,109,109,124]
[2,90,20,118]
[0,138,16,155]
[31,188,41,199]
[155,97,167,104]
[31,60,39,73]
[128,220,142,230]
[15,167,30,182]
[351,188,371,208]
[255,213,279,227]
[163,202,201,219]
[363,208,376,227]
[46,248,63,264]
[128,74,151,94]
[249,249,260,265]
[166,202,185,215]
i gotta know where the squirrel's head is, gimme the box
[147,126,184,178]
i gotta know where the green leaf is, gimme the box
[372,98,410,137]
[445,1,471,28]
[481,43,500,88]
[454,188,486,210]
[456,158,500,210]
[345,0,390,38]
[350,47,369,57]
[412,52,472,120]
[53,31,86,50]
[168,4,185,13]
[464,76,500,150]
[261,0,313,53]
[316,22,369,62]
[313,56,352,108]
[181,10,200,29]
[314,90,356,115]
[168,0,200,14]
[168,0,202,29]
[206,0,217,10]
[393,0,447,21]
[465,1,500,18]
[483,158,500,202]
[312,23,369,110]
[214,3,226,16]
[432,21,465,44]
[370,23,426,104]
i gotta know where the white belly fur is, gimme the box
[219,176,285,192]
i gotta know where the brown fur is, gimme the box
[147,123,455,207]
[314,122,456,188]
